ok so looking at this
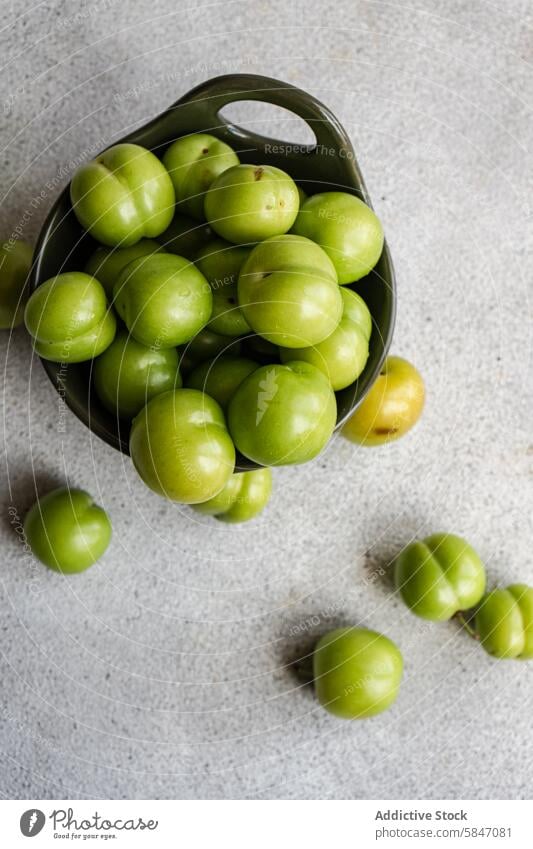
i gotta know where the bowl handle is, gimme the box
[132,74,370,200]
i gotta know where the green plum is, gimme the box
[70,143,175,247]
[130,388,235,503]
[395,533,486,621]
[186,355,257,409]
[313,627,403,719]
[228,361,337,466]
[113,253,212,348]
[195,238,250,288]
[0,240,32,328]
[205,281,249,338]
[157,213,214,259]
[280,288,371,390]
[205,164,299,243]
[84,239,161,297]
[241,334,279,364]
[296,185,307,205]
[238,235,343,348]
[192,468,272,523]
[293,191,384,284]
[342,356,425,446]
[475,584,533,659]
[93,331,182,419]
[178,330,242,375]
[163,133,239,220]
[195,239,250,336]
[24,272,116,362]
[24,487,112,573]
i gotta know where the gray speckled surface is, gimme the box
[1,0,532,800]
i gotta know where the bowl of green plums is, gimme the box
[27,74,396,514]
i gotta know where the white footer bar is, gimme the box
[2,799,531,847]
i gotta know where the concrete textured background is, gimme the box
[1,0,532,800]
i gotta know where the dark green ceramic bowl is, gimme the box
[30,74,395,469]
